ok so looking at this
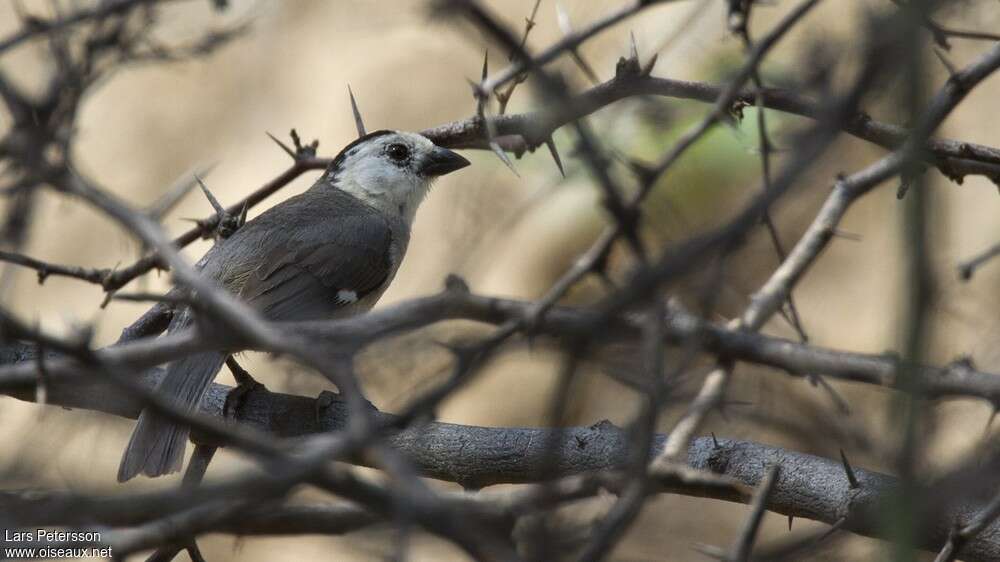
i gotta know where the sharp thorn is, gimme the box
[194,175,225,216]
[348,84,366,138]
[689,542,726,560]
[555,3,572,36]
[571,50,601,85]
[237,200,249,228]
[490,142,519,177]
[147,162,219,219]
[984,406,998,438]
[527,0,541,26]
[812,374,851,415]
[11,1,28,23]
[290,128,303,151]
[839,449,860,489]
[544,137,565,178]
[642,53,659,76]
[481,49,489,82]
[265,131,297,160]
[629,30,639,62]
[831,228,863,242]
[710,432,720,448]
[467,77,490,102]
[933,47,959,77]
[788,515,794,531]
[195,161,219,181]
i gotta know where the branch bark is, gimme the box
[5,292,1000,405]
[3,356,1000,562]
[421,74,1000,184]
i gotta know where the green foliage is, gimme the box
[632,101,784,239]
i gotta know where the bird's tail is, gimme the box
[117,320,226,481]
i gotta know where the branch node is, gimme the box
[590,419,620,432]
[270,128,318,162]
[444,273,470,294]
[614,54,641,80]
[195,175,241,239]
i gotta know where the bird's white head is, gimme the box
[322,130,470,222]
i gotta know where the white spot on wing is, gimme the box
[337,290,358,303]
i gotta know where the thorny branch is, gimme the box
[4,359,1000,561]
[2,0,1000,560]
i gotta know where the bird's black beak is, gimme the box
[421,146,470,177]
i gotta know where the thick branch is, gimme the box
[3,362,1000,562]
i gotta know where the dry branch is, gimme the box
[4,0,1000,559]
[2,354,1000,562]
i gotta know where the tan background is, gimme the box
[1,1,999,560]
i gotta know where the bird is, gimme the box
[118,130,470,481]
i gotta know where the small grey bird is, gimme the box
[118,130,469,481]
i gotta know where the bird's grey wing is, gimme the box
[238,213,394,321]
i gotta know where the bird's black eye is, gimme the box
[385,143,409,162]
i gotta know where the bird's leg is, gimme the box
[183,444,217,485]
[223,355,264,419]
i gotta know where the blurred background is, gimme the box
[1,1,999,560]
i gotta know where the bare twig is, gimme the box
[732,464,782,562]
[935,487,1000,562]
[958,241,1000,281]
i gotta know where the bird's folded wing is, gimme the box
[237,213,394,321]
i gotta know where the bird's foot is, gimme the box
[314,390,378,425]
[315,389,340,425]
[223,356,264,419]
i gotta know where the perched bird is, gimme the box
[118,130,469,481]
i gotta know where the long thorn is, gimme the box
[194,175,225,217]
[348,84,366,137]
[147,163,218,220]
[490,141,519,176]
[570,49,601,85]
[555,2,572,36]
[840,449,860,489]
[545,136,565,177]
[265,131,296,160]
[237,200,249,228]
